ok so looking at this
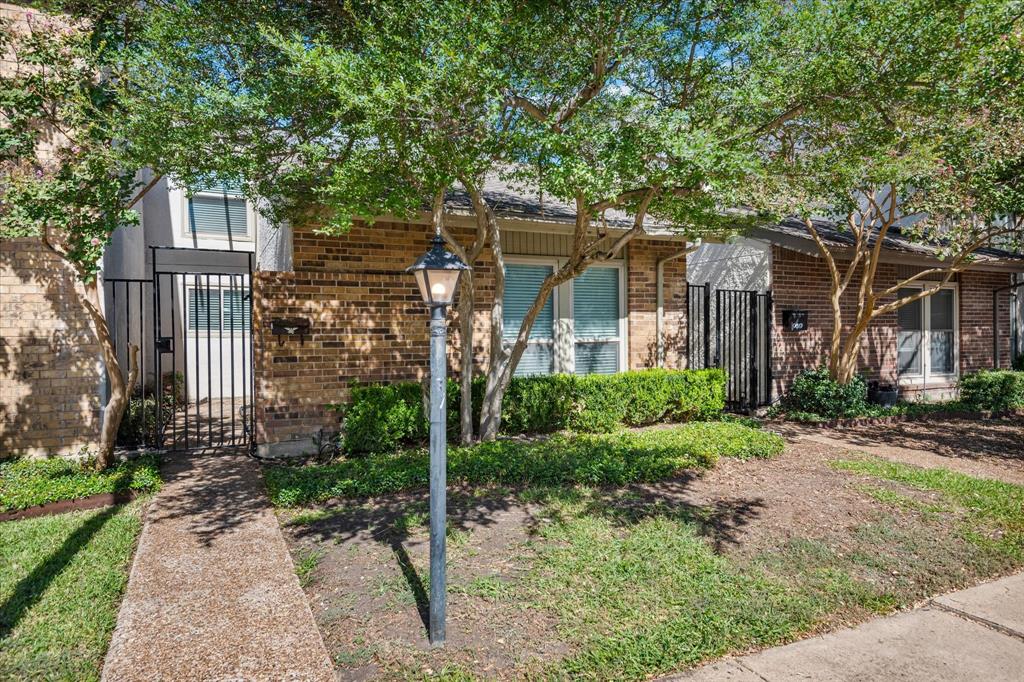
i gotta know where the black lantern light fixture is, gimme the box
[407,234,469,307]
[405,233,469,647]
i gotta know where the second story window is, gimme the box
[187,183,250,239]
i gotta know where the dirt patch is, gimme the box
[777,417,1024,485]
[278,425,1024,679]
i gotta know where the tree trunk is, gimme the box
[478,214,507,441]
[81,280,134,470]
[456,270,476,444]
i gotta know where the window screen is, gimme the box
[573,267,620,374]
[188,288,222,331]
[188,184,248,237]
[504,264,555,376]
[897,289,922,375]
[929,289,955,374]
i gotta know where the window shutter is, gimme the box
[573,267,620,374]
[189,194,248,236]
[503,264,555,375]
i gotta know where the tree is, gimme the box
[0,2,154,468]
[125,0,799,439]
[754,0,1024,383]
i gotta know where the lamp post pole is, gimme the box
[428,302,448,646]
[406,233,468,648]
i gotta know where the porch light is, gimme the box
[406,234,469,306]
[405,232,469,648]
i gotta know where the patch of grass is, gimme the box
[455,575,514,601]
[834,458,1024,560]
[0,501,145,681]
[0,455,161,512]
[265,422,783,507]
[294,548,325,587]
[854,483,950,514]
[522,490,817,679]
[281,507,345,527]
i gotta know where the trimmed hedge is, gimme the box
[337,369,726,454]
[265,421,782,507]
[959,370,1024,412]
[0,455,162,512]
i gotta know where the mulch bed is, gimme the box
[0,490,140,523]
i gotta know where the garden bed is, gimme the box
[0,455,161,515]
[275,422,1024,679]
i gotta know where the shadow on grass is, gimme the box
[389,540,430,633]
[0,505,118,638]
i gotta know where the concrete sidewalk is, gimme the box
[673,572,1024,682]
[102,451,334,682]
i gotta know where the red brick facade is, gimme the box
[253,223,1015,451]
[770,245,1012,398]
[253,220,687,450]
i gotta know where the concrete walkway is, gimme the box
[673,572,1024,681]
[102,451,334,682]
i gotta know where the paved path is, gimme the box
[672,572,1024,681]
[102,451,334,682]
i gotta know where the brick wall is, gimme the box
[770,245,1012,398]
[253,220,685,450]
[1,238,102,457]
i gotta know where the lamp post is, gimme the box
[406,233,469,647]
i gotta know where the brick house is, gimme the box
[249,186,1024,455]
[2,173,1022,457]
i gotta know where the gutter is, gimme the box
[656,241,701,368]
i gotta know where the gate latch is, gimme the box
[156,336,173,353]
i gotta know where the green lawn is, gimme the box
[0,456,161,513]
[265,422,784,506]
[0,501,145,680]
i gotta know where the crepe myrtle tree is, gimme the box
[0,3,153,468]
[122,0,515,443]
[123,0,835,440]
[756,0,1024,384]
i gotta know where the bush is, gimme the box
[339,369,727,454]
[0,454,162,512]
[783,367,868,419]
[959,370,1024,412]
[264,421,782,507]
[116,393,180,448]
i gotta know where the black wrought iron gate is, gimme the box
[147,247,256,451]
[687,283,773,410]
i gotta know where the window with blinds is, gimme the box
[573,266,620,374]
[503,263,555,376]
[188,287,251,332]
[188,183,249,238]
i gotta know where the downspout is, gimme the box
[656,241,700,368]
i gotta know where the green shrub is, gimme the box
[264,421,781,507]
[339,369,727,453]
[959,370,1024,412]
[783,367,868,419]
[0,454,162,512]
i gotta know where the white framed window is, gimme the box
[571,265,625,374]
[187,286,251,333]
[897,284,958,383]
[502,257,626,376]
[503,260,557,376]
[184,182,253,240]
